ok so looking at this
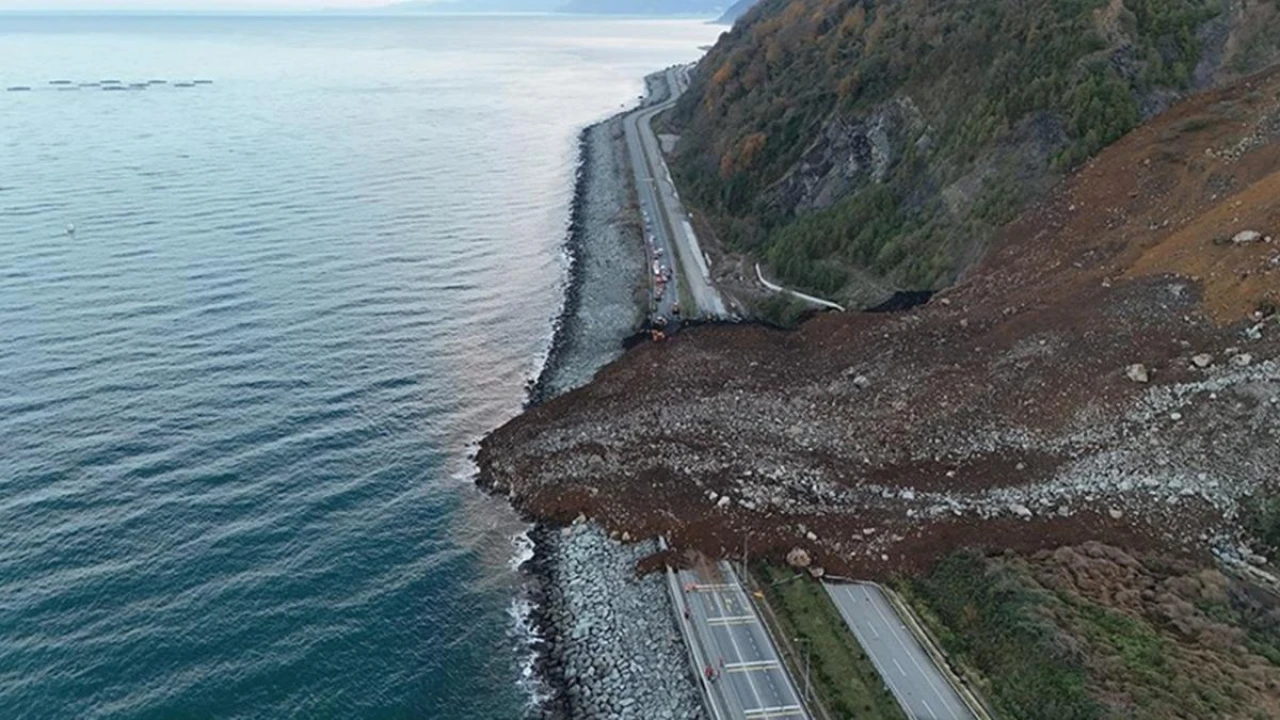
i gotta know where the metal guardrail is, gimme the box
[844,578,995,720]
[754,263,846,312]
[659,537,728,720]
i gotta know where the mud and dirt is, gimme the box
[481,66,1280,580]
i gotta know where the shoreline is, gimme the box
[511,123,599,719]
[524,128,595,410]
[502,105,704,719]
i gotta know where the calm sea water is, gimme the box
[0,14,719,719]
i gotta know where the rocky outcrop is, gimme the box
[766,97,929,218]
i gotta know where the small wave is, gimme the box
[509,528,535,572]
[506,528,551,715]
[507,593,550,715]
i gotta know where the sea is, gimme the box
[0,14,720,719]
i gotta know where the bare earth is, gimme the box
[479,66,1280,579]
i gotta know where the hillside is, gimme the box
[904,544,1280,719]
[714,0,758,24]
[667,0,1280,301]
[479,61,1280,579]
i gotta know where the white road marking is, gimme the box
[725,660,780,671]
[843,586,917,720]
[864,586,962,720]
[708,615,758,626]
[743,704,805,718]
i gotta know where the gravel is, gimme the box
[528,116,647,406]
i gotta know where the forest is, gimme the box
[669,0,1278,297]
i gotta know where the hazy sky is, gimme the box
[0,0,394,9]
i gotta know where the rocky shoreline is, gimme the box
[514,113,704,719]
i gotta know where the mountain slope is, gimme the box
[478,61,1280,579]
[668,0,1280,300]
[714,0,759,24]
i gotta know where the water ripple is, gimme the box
[0,12,721,720]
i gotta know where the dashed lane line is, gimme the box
[864,586,962,720]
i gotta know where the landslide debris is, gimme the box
[477,65,1280,579]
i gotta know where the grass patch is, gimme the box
[906,551,1103,720]
[753,565,907,720]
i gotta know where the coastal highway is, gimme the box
[670,561,809,720]
[825,583,975,720]
[624,66,728,321]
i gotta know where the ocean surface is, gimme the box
[0,14,719,719]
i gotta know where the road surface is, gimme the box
[825,582,975,720]
[624,66,728,321]
[670,562,809,720]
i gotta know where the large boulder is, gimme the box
[786,547,812,568]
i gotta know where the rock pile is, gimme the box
[536,522,703,720]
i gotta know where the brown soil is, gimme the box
[478,66,1280,580]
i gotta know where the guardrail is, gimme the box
[754,264,846,312]
[659,537,727,720]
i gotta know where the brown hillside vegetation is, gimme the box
[478,66,1280,579]
[907,543,1280,719]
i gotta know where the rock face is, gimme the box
[767,97,928,217]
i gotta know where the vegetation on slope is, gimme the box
[670,0,1280,297]
[902,551,1102,719]
[902,546,1280,719]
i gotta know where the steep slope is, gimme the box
[668,0,1280,300]
[478,63,1280,579]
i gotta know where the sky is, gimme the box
[0,0,392,9]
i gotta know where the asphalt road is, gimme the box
[623,65,728,323]
[672,562,808,720]
[825,583,975,720]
